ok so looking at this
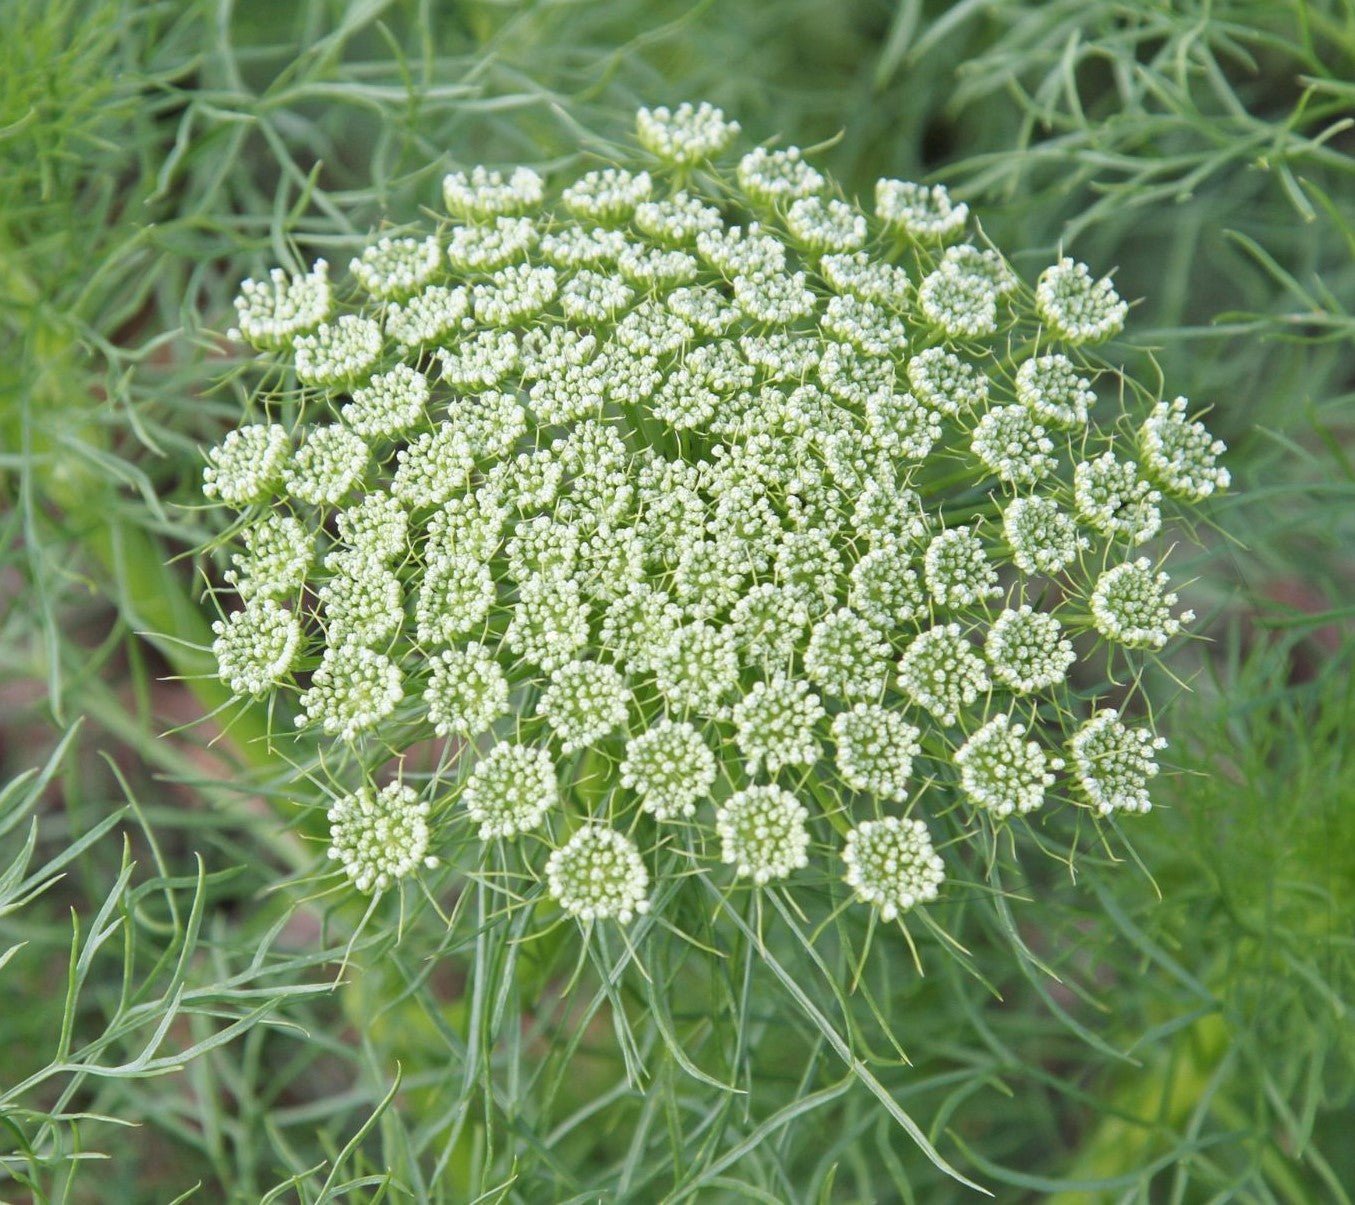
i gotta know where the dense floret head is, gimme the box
[620,719,716,821]
[318,555,403,646]
[296,644,403,741]
[906,346,988,417]
[1090,558,1192,651]
[985,606,1075,694]
[206,102,1227,950]
[203,424,289,506]
[293,314,383,386]
[842,817,945,921]
[1069,710,1166,815]
[954,714,1063,818]
[230,260,331,348]
[832,704,921,802]
[1003,495,1087,576]
[224,513,312,599]
[924,527,1000,608]
[1016,354,1095,428]
[738,146,824,205]
[425,644,510,738]
[327,782,439,893]
[970,405,1057,486]
[350,236,441,300]
[546,825,651,923]
[463,743,557,840]
[805,609,891,700]
[637,102,740,165]
[732,674,825,774]
[1074,452,1163,545]
[716,785,811,885]
[537,659,631,754]
[875,180,968,241]
[918,264,998,337]
[212,598,302,696]
[442,166,544,220]
[1036,257,1128,344]
[896,625,990,726]
[1139,397,1231,499]
[283,424,369,506]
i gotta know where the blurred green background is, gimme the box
[1,0,1351,1199]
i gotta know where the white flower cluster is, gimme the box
[1016,354,1095,428]
[283,424,368,505]
[203,423,289,506]
[385,284,468,349]
[897,625,990,726]
[1139,396,1231,499]
[296,644,402,741]
[1069,709,1166,815]
[293,315,383,387]
[637,103,740,165]
[442,166,544,220]
[621,719,716,821]
[985,606,1075,694]
[737,146,825,205]
[875,180,968,241]
[1003,495,1087,576]
[446,217,537,273]
[424,644,508,737]
[732,675,824,774]
[907,345,988,416]
[350,236,441,299]
[954,714,1063,817]
[341,365,429,438]
[832,704,920,802]
[805,609,890,699]
[224,513,312,599]
[546,825,650,923]
[463,743,557,840]
[924,527,1000,608]
[563,168,653,222]
[971,405,1057,486]
[918,262,1000,338]
[716,785,811,884]
[1036,257,1128,344]
[1074,452,1163,544]
[842,817,945,921]
[318,555,402,646]
[787,197,867,254]
[537,659,631,754]
[1091,558,1193,651]
[207,102,1228,934]
[211,598,301,696]
[230,260,331,347]
[327,782,439,893]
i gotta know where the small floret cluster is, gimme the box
[327,782,439,893]
[206,103,1227,933]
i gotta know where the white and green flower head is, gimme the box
[327,781,440,893]
[205,102,1228,935]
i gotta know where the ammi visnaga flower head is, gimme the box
[204,102,1227,938]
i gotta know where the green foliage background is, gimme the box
[1,0,1351,1199]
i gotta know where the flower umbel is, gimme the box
[207,102,1226,949]
[1069,710,1167,815]
[842,817,945,921]
[327,782,439,893]
[954,714,1063,818]
[716,785,811,885]
[546,825,651,923]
